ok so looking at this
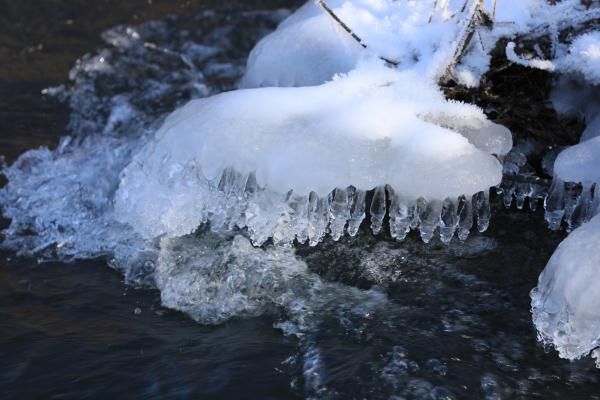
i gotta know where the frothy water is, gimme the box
[2,5,600,400]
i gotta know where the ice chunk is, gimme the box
[115,64,510,245]
[531,214,600,363]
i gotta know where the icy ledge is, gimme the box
[115,65,510,246]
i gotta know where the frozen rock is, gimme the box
[115,63,511,245]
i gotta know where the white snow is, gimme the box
[242,0,539,89]
[554,136,600,185]
[558,31,600,85]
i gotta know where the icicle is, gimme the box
[473,191,491,233]
[514,181,530,210]
[440,197,459,244]
[307,192,329,246]
[457,195,473,240]
[272,192,294,247]
[411,197,427,230]
[329,188,350,241]
[503,185,515,208]
[562,182,583,232]
[246,189,292,247]
[288,193,310,244]
[419,199,442,243]
[225,170,250,229]
[545,178,566,230]
[388,187,411,241]
[370,185,387,235]
[244,171,258,196]
[347,187,366,237]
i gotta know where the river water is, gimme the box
[1,1,599,399]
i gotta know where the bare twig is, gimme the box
[316,0,399,66]
[439,0,490,83]
[428,0,439,23]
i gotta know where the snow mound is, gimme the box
[242,0,536,88]
[115,63,511,246]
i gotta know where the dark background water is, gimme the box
[1,1,600,399]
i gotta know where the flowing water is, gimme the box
[1,1,599,399]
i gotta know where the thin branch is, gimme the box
[316,0,399,66]
[428,0,439,23]
[440,0,489,83]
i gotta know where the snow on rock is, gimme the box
[115,62,511,246]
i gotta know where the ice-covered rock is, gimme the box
[531,214,600,364]
[115,62,511,245]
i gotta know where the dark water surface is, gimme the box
[1,1,599,399]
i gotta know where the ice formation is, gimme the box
[115,0,522,246]
[531,60,600,364]
[543,78,600,231]
[115,62,511,246]
[532,109,600,363]
[531,214,600,364]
